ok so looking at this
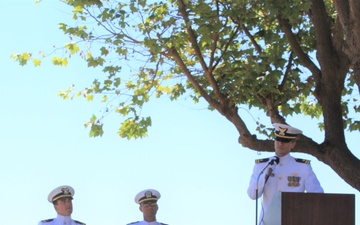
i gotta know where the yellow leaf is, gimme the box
[22,52,31,60]
[33,59,41,67]
[62,58,68,66]
[52,57,68,67]
[10,53,17,60]
[86,95,94,102]
[86,51,92,59]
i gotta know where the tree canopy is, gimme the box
[12,0,360,190]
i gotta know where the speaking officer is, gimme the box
[247,123,324,225]
[127,189,168,225]
[38,185,86,225]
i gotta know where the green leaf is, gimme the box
[11,52,31,66]
[118,117,151,139]
[89,124,104,137]
[52,57,68,66]
[65,43,80,54]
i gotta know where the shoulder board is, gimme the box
[41,219,54,223]
[255,158,270,164]
[295,158,310,164]
[74,220,86,225]
[127,222,139,225]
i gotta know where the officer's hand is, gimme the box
[268,164,277,173]
[267,156,279,172]
[265,157,278,182]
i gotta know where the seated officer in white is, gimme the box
[38,185,85,225]
[127,189,168,225]
[247,123,324,225]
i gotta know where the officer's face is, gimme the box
[54,197,73,216]
[140,201,158,217]
[275,140,296,157]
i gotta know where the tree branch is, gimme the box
[277,16,321,81]
[241,24,263,55]
[278,52,294,92]
[166,47,222,109]
[213,25,241,69]
[177,0,226,105]
[311,0,338,66]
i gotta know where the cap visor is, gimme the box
[275,137,294,143]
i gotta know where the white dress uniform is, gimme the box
[128,189,168,225]
[247,153,324,224]
[127,221,168,225]
[38,185,85,225]
[38,215,85,225]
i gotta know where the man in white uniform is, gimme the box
[247,123,324,225]
[127,189,168,225]
[38,185,85,225]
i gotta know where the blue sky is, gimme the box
[1,1,359,224]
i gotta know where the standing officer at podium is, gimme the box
[247,123,324,225]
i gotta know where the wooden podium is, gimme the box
[263,192,355,225]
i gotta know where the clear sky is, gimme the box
[1,1,359,225]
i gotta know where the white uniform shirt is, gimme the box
[38,215,85,225]
[127,221,168,225]
[247,153,323,224]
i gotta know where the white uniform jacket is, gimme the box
[38,215,85,225]
[127,221,168,225]
[247,154,323,224]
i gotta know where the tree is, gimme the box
[12,0,360,190]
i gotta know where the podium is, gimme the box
[263,192,355,225]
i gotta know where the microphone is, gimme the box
[269,156,280,165]
[255,156,280,225]
[265,156,279,183]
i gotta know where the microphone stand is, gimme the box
[255,163,272,225]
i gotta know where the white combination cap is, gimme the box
[273,123,302,142]
[135,189,160,204]
[47,185,74,203]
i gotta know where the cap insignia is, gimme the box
[278,127,288,136]
[61,187,70,195]
[145,191,152,198]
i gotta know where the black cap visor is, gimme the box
[275,136,294,143]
